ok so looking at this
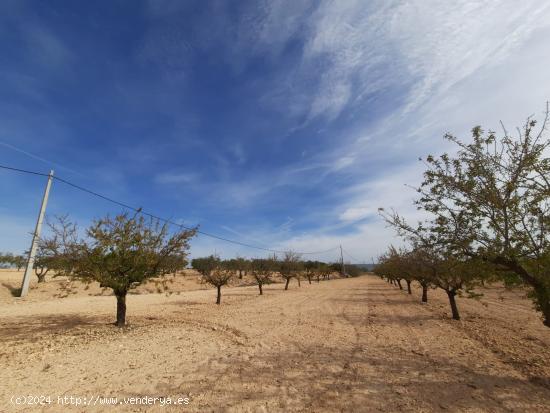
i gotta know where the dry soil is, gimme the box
[1,270,549,412]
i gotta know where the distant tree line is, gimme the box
[0,252,25,271]
[191,253,354,304]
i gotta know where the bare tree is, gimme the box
[278,251,301,290]
[319,263,332,282]
[250,257,275,295]
[201,262,234,304]
[303,260,319,284]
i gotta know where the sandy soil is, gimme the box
[1,270,550,412]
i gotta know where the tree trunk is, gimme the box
[532,283,550,327]
[446,289,460,320]
[397,279,403,290]
[308,276,312,284]
[297,277,301,287]
[35,267,48,283]
[490,256,550,327]
[116,293,127,327]
[421,284,428,303]
[284,278,290,290]
[406,280,412,294]
[216,285,221,304]
[543,305,550,328]
[258,283,263,295]
[317,275,320,283]
[239,270,243,279]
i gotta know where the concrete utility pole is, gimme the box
[20,170,54,297]
[340,244,346,277]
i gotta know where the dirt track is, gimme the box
[1,274,550,412]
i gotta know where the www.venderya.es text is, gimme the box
[11,395,190,407]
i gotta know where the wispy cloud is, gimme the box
[2,1,550,263]
[155,171,198,185]
[24,24,72,70]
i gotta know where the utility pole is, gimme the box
[20,170,54,297]
[340,244,346,277]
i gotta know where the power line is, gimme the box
[342,248,363,263]
[0,163,340,255]
[0,164,50,178]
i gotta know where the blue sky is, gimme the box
[1,1,550,263]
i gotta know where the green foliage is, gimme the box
[0,252,26,270]
[50,213,195,295]
[380,105,550,326]
[417,110,550,326]
[44,212,196,325]
[345,265,363,277]
[192,255,220,277]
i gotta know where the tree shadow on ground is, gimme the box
[1,282,21,297]
[0,314,102,343]
[344,311,442,325]
[164,341,550,412]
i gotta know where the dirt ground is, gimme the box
[1,270,550,412]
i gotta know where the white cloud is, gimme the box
[339,207,372,223]
[332,156,355,171]
[255,0,550,123]
[108,2,550,262]
[387,1,550,112]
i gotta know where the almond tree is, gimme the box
[406,247,435,303]
[233,256,249,279]
[319,263,332,282]
[201,262,233,304]
[46,212,196,326]
[13,254,25,271]
[34,252,51,283]
[303,260,321,284]
[381,210,488,320]
[413,108,550,326]
[374,247,403,288]
[35,215,81,283]
[192,255,219,277]
[250,257,275,295]
[279,251,301,290]
[394,247,433,298]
